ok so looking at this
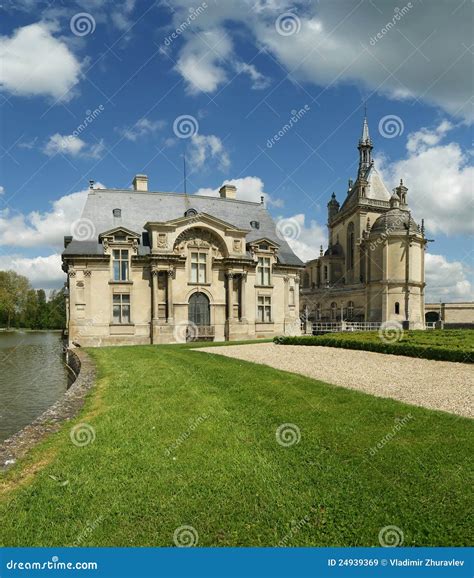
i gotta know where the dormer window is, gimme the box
[185,208,197,217]
[259,243,269,251]
[250,220,260,229]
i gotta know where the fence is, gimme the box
[309,321,382,333]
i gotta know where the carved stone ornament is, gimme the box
[173,227,225,258]
[83,269,92,277]
[68,268,76,277]
[233,239,241,253]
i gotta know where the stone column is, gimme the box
[283,275,289,314]
[240,272,247,321]
[151,269,159,320]
[226,271,234,320]
[167,269,174,323]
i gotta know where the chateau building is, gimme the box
[300,116,427,329]
[62,178,304,346]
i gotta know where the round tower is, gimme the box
[366,193,426,328]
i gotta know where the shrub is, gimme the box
[274,332,473,364]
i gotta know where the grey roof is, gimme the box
[370,208,419,235]
[340,163,391,212]
[63,188,304,266]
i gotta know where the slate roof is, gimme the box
[340,163,391,212]
[370,208,419,235]
[63,188,304,267]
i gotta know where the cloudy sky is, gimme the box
[0,0,472,301]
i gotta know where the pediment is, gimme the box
[99,226,141,239]
[145,213,249,235]
[248,237,280,249]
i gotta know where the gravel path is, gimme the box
[198,343,473,418]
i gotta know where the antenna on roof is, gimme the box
[183,154,187,196]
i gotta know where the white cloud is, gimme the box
[165,0,472,122]
[234,61,270,89]
[188,133,230,171]
[43,134,106,159]
[0,22,82,101]
[119,118,166,141]
[0,253,64,290]
[0,184,104,249]
[378,121,473,236]
[195,175,284,207]
[425,253,473,303]
[175,28,232,94]
[0,186,4,195]
[280,213,326,262]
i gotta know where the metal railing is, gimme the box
[310,321,382,333]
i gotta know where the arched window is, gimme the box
[347,222,355,270]
[347,301,354,320]
[315,303,321,320]
[394,302,400,315]
[330,302,337,320]
[303,272,310,288]
[189,292,210,326]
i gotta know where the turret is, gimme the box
[393,179,408,206]
[327,192,340,222]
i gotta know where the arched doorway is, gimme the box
[189,292,210,326]
[425,311,439,323]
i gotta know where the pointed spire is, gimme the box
[357,108,373,175]
[360,115,371,144]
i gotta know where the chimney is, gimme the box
[133,174,148,191]
[219,184,237,199]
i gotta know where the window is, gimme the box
[331,302,337,320]
[257,295,271,322]
[315,303,321,320]
[250,220,260,229]
[185,208,197,217]
[113,249,129,281]
[190,252,207,283]
[257,257,271,285]
[324,265,328,281]
[113,294,130,324]
[395,302,400,315]
[289,287,295,306]
[347,301,354,319]
[347,222,355,270]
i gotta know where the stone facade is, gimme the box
[62,181,304,346]
[425,302,474,327]
[300,116,427,329]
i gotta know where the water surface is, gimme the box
[0,331,69,442]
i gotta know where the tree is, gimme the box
[0,271,30,328]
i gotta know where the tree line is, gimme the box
[0,271,66,330]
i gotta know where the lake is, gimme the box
[0,331,70,442]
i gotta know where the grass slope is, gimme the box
[276,330,474,363]
[1,343,472,547]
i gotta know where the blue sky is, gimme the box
[0,0,472,300]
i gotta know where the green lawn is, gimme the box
[1,342,472,547]
[277,330,474,363]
